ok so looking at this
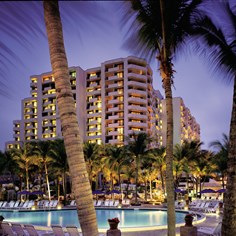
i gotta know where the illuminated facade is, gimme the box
[6,56,165,149]
[161,97,200,146]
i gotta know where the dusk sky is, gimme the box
[0,1,233,151]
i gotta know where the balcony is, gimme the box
[87,98,98,103]
[108,66,120,72]
[88,127,98,132]
[128,105,147,112]
[128,72,146,81]
[108,122,122,128]
[128,97,146,105]
[107,83,123,89]
[109,107,120,112]
[87,89,101,96]
[108,139,123,145]
[127,81,147,89]
[87,112,101,118]
[87,82,98,88]
[108,131,120,136]
[108,99,123,105]
[108,115,119,120]
[88,120,99,125]
[128,121,147,128]
[128,89,147,97]
[108,91,120,96]
[128,113,147,120]
[127,64,146,71]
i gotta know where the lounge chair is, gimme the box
[95,200,102,207]
[11,223,27,236]
[206,202,219,213]
[49,200,58,208]
[198,221,222,236]
[68,200,76,207]
[122,199,130,207]
[66,225,80,236]
[1,222,17,236]
[108,200,114,207]
[51,225,65,236]
[13,200,20,208]
[1,201,8,209]
[24,224,53,236]
[104,199,110,207]
[8,201,16,208]
[113,200,119,207]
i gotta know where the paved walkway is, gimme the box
[117,214,222,236]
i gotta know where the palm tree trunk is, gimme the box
[44,162,51,201]
[160,166,165,195]
[43,2,98,235]
[159,0,175,233]
[222,78,236,236]
[135,156,139,204]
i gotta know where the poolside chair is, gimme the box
[8,200,16,208]
[49,200,58,208]
[190,201,202,210]
[104,199,110,207]
[20,200,30,209]
[24,224,54,236]
[95,200,102,207]
[1,201,8,209]
[13,200,20,208]
[113,200,119,207]
[69,200,76,207]
[207,202,219,213]
[198,221,222,236]
[51,225,65,236]
[122,199,130,207]
[1,222,17,236]
[11,223,27,236]
[66,225,80,236]
[108,200,114,207]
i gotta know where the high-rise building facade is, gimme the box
[161,97,200,146]
[5,56,199,150]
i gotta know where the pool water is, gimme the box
[0,209,188,228]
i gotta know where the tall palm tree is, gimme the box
[11,142,37,191]
[104,145,128,191]
[191,1,236,234]
[209,134,228,189]
[43,2,98,235]
[151,147,166,194]
[126,132,151,205]
[49,139,69,202]
[83,142,101,187]
[122,1,203,234]
[31,140,54,201]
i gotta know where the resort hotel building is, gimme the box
[5,56,200,150]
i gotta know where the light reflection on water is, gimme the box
[0,209,187,228]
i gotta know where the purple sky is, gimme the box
[0,1,233,151]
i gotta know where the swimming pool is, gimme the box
[0,208,190,229]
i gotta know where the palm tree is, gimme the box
[191,1,236,234]
[126,132,151,205]
[209,134,228,188]
[83,142,101,188]
[11,142,37,191]
[121,1,203,234]
[31,140,54,201]
[49,139,69,202]
[43,2,98,235]
[151,147,166,194]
